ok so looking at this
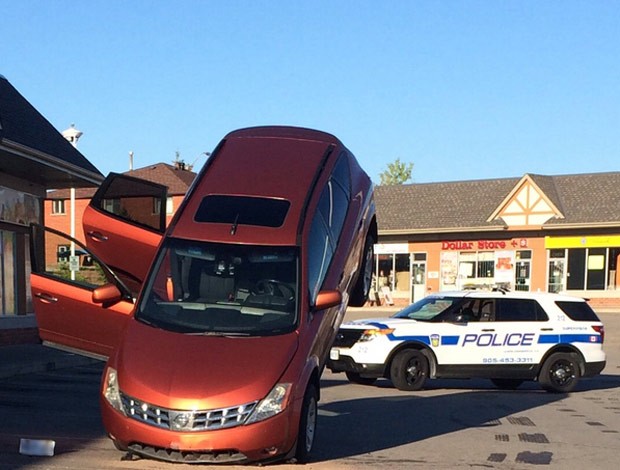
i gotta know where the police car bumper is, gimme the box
[584,360,606,377]
[326,353,385,377]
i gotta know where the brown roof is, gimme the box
[376,171,620,233]
[125,163,196,195]
[48,163,196,199]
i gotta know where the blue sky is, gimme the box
[2,1,619,184]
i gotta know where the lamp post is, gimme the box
[61,124,83,280]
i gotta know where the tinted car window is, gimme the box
[30,224,132,296]
[307,212,333,303]
[195,195,290,228]
[331,152,351,199]
[306,154,352,303]
[556,301,601,321]
[93,176,167,232]
[495,298,548,322]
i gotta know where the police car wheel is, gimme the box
[491,378,524,390]
[539,352,581,393]
[390,349,428,391]
[345,371,377,385]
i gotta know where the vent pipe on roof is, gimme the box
[129,151,134,171]
[62,123,83,147]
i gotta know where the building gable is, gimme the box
[488,174,563,227]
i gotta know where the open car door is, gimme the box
[82,173,167,296]
[30,224,135,359]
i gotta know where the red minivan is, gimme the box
[31,126,376,464]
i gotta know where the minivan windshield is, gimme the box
[137,238,299,335]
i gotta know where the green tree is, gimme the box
[379,158,414,185]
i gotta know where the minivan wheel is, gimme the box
[348,234,375,307]
[539,352,581,393]
[295,383,318,463]
[390,349,428,391]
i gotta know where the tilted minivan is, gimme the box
[31,126,376,464]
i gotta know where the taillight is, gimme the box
[592,325,604,343]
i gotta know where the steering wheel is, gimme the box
[251,279,294,299]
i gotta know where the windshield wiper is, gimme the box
[186,330,250,337]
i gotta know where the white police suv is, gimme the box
[328,291,606,393]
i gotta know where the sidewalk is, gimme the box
[0,343,101,380]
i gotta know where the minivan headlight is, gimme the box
[246,383,292,424]
[103,366,125,414]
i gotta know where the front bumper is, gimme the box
[327,353,386,378]
[101,398,299,464]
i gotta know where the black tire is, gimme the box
[345,371,377,386]
[348,233,375,307]
[390,349,428,391]
[295,383,318,463]
[491,378,524,390]
[539,352,581,393]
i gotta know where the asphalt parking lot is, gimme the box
[0,307,618,469]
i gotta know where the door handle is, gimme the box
[540,328,554,331]
[35,293,58,303]
[481,328,495,332]
[87,231,108,242]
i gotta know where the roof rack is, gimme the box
[492,285,511,294]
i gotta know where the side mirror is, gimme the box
[314,290,342,311]
[92,283,123,305]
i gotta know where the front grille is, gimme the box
[121,393,258,432]
[332,328,365,348]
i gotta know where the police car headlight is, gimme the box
[359,328,394,342]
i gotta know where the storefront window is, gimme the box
[609,248,619,290]
[477,252,494,278]
[374,244,411,301]
[586,248,606,290]
[564,247,609,291]
[394,253,410,293]
[458,251,494,289]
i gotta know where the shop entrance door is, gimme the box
[515,260,530,291]
[514,250,531,291]
[548,249,566,293]
[410,254,426,303]
[567,248,586,290]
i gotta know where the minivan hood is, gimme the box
[114,319,298,410]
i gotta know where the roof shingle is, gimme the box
[376,171,620,233]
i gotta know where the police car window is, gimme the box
[395,296,459,321]
[556,301,601,322]
[495,299,548,322]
